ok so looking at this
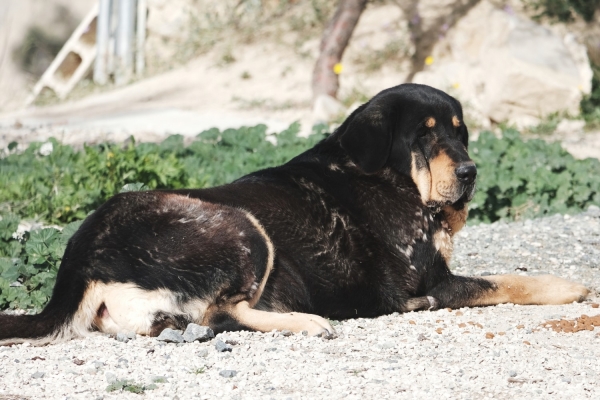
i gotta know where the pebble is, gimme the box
[156,328,185,343]
[104,372,117,384]
[116,332,136,343]
[215,339,233,352]
[219,370,237,378]
[196,348,209,357]
[31,371,45,379]
[183,323,214,343]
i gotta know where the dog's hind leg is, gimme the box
[426,274,589,309]
[205,301,335,337]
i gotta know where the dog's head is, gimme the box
[338,83,476,211]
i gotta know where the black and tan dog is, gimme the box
[0,84,589,345]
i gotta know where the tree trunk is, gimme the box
[312,0,368,100]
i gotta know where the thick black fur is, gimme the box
[0,83,496,342]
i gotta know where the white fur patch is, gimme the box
[88,282,208,335]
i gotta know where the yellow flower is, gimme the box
[333,63,343,75]
[107,152,115,159]
[425,56,434,66]
[64,206,71,212]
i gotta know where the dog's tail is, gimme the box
[0,273,92,346]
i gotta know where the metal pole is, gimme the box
[136,0,146,76]
[94,0,111,85]
[115,0,136,85]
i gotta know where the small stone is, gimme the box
[219,369,237,378]
[183,324,215,343]
[215,339,232,352]
[93,361,105,369]
[196,349,209,357]
[509,370,517,377]
[561,376,571,383]
[105,371,117,384]
[586,205,600,216]
[84,366,97,375]
[485,332,495,339]
[591,303,599,309]
[281,330,293,337]
[31,371,45,379]
[116,333,131,343]
[156,328,184,343]
[301,330,308,336]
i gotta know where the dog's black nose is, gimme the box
[455,163,477,184]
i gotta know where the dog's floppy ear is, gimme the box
[339,105,391,174]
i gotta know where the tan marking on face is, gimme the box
[225,301,334,336]
[410,151,431,204]
[429,151,458,202]
[452,116,461,127]
[433,229,453,263]
[472,275,589,306]
[243,212,275,308]
[442,204,468,235]
[425,117,436,128]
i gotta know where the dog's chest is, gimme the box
[381,208,454,266]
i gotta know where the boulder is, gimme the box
[413,0,592,128]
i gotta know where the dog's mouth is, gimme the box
[427,183,475,215]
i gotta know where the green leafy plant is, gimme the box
[0,215,81,310]
[581,66,600,128]
[106,379,155,394]
[529,0,600,22]
[469,128,600,223]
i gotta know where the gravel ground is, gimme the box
[1,207,599,400]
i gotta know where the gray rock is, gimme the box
[183,323,214,343]
[215,339,232,352]
[509,370,517,377]
[156,328,184,343]
[196,349,209,357]
[587,205,600,216]
[105,371,117,384]
[31,371,45,379]
[84,366,97,375]
[116,332,135,343]
[219,369,237,378]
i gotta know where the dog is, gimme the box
[0,84,589,345]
